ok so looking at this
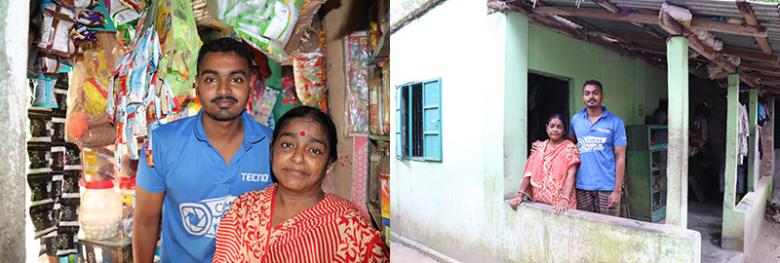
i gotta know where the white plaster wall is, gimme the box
[389,0,509,261]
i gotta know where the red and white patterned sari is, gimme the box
[213,184,388,263]
[523,140,580,208]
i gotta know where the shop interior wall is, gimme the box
[0,0,31,261]
[321,0,370,199]
[391,0,700,261]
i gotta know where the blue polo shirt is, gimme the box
[569,106,627,191]
[137,110,273,262]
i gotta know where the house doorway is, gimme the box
[528,73,570,152]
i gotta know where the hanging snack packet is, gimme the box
[61,171,81,195]
[54,88,69,114]
[75,8,105,27]
[28,173,54,204]
[55,226,79,256]
[39,5,77,58]
[253,86,280,126]
[219,0,304,62]
[165,0,202,97]
[51,117,66,144]
[32,74,59,108]
[40,233,57,257]
[59,197,80,225]
[292,49,327,108]
[30,202,57,238]
[50,146,66,172]
[29,110,52,143]
[28,143,53,174]
[51,174,63,201]
[64,144,82,171]
[70,24,97,47]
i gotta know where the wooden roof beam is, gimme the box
[723,48,779,65]
[533,6,768,38]
[741,62,780,73]
[752,73,780,82]
[657,7,738,74]
[591,0,665,39]
[737,1,773,55]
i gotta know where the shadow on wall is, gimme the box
[321,0,372,40]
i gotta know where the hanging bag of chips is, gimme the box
[217,0,304,62]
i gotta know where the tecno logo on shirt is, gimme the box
[241,172,270,182]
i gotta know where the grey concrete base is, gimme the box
[688,202,744,263]
[391,232,460,263]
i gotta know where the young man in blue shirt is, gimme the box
[133,38,274,262]
[568,80,627,216]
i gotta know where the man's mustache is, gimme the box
[211,96,238,104]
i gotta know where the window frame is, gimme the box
[396,78,442,162]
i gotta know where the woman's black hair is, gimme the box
[545,113,567,136]
[272,106,338,164]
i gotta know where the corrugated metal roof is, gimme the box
[522,0,780,88]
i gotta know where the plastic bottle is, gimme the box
[118,176,136,240]
[79,180,122,241]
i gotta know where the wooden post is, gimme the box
[665,36,689,228]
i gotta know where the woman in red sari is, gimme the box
[213,106,388,263]
[509,114,580,214]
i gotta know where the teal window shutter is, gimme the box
[422,79,442,161]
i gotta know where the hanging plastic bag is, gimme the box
[292,18,327,112]
[344,31,370,136]
[164,0,202,97]
[283,0,327,55]
[218,0,304,62]
[65,32,119,147]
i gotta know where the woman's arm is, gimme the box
[554,165,578,214]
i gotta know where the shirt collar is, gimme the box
[194,110,266,148]
[580,106,610,120]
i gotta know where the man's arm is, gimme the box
[133,186,164,263]
[609,145,627,208]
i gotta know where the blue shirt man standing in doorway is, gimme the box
[568,80,627,216]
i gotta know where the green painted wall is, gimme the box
[527,24,668,125]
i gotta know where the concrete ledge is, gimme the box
[507,199,702,238]
[504,200,701,262]
[723,176,772,252]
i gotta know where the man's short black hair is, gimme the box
[197,37,254,75]
[583,79,603,92]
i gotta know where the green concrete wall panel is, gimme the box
[747,89,758,192]
[527,24,667,125]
